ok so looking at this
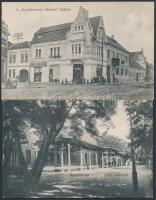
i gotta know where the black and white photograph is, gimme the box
[1,2,154,100]
[1,1,154,199]
[2,99,153,198]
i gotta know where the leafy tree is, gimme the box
[125,100,153,167]
[3,99,117,193]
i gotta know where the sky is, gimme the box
[60,100,130,145]
[2,2,154,64]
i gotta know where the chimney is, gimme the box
[111,34,115,40]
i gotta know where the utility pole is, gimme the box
[130,119,138,193]
[101,35,104,84]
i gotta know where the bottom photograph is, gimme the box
[2,99,153,198]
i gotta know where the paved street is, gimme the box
[2,82,154,100]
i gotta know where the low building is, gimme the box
[8,137,126,177]
[6,7,147,85]
[7,41,31,84]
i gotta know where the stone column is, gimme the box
[67,144,71,172]
[96,153,98,168]
[106,150,109,168]
[80,147,83,172]
[61,144,64,172]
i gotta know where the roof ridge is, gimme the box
[36,15,102,34]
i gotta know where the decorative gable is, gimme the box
[96,17,107,42]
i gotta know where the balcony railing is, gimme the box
[70,54,83,59]
[49,55,61,59]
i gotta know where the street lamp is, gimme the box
[130,113,138,193]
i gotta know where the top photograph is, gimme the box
[1,2,154,100]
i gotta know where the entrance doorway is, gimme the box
[19,70,28,82]
[106,66,111,83]
[73,64,84,84]
[96,65,103,83]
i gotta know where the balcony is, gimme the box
[70,54,84,61]
[49,55,61,59]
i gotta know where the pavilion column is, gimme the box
[54,149,57,166]
[80,147,83,171]
[102,153,104,168]
[67,144,71,172]
[89,151,91,171]
[106,151,109,168]
[61,144,64,172]
[96,152,98,168]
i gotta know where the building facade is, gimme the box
[8,137,126,177]
[7,7,146,85]
[1,20,10,85]
[7,41,31,84]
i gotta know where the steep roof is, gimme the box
[8,41,30,50]
[31,16,102,44]
[89,16,102,34]
[106,36,129,54]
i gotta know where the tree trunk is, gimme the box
[2,135,14,196]
[30,129,54,189]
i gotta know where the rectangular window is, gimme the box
[54,48,56,57]
[125,69,128,75]
[121,68,124,75]
[81,25,84,30]
[72,44,74,54]
[13,54,16,63]
[34,67,42,82]
[25,53,28,62]
[75,26,77,31]
[78,25,80,30]
[116,68,119,75]
[9,69,11,78]
[36,49,42,58]
[79,44,81,54]
[9,54,12,63]
[39,49,41,58]
[113,51,114,58]
[13,69,16,78]
[50,48,53,57]
[26,150,31,165]
[117,53,119,58]
[21,54,24,63]
[107,49,110,59]
[57,47,60,57]
[75,44,78,54]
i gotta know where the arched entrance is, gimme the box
[73,64,84,84]
[19,70,28,82]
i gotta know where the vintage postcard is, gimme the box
[1,1,154,199]
[1,2,154,100]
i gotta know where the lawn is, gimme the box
[5,166,153,198]
[2,82,154,100]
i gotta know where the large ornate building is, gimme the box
[7,7,146,85]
